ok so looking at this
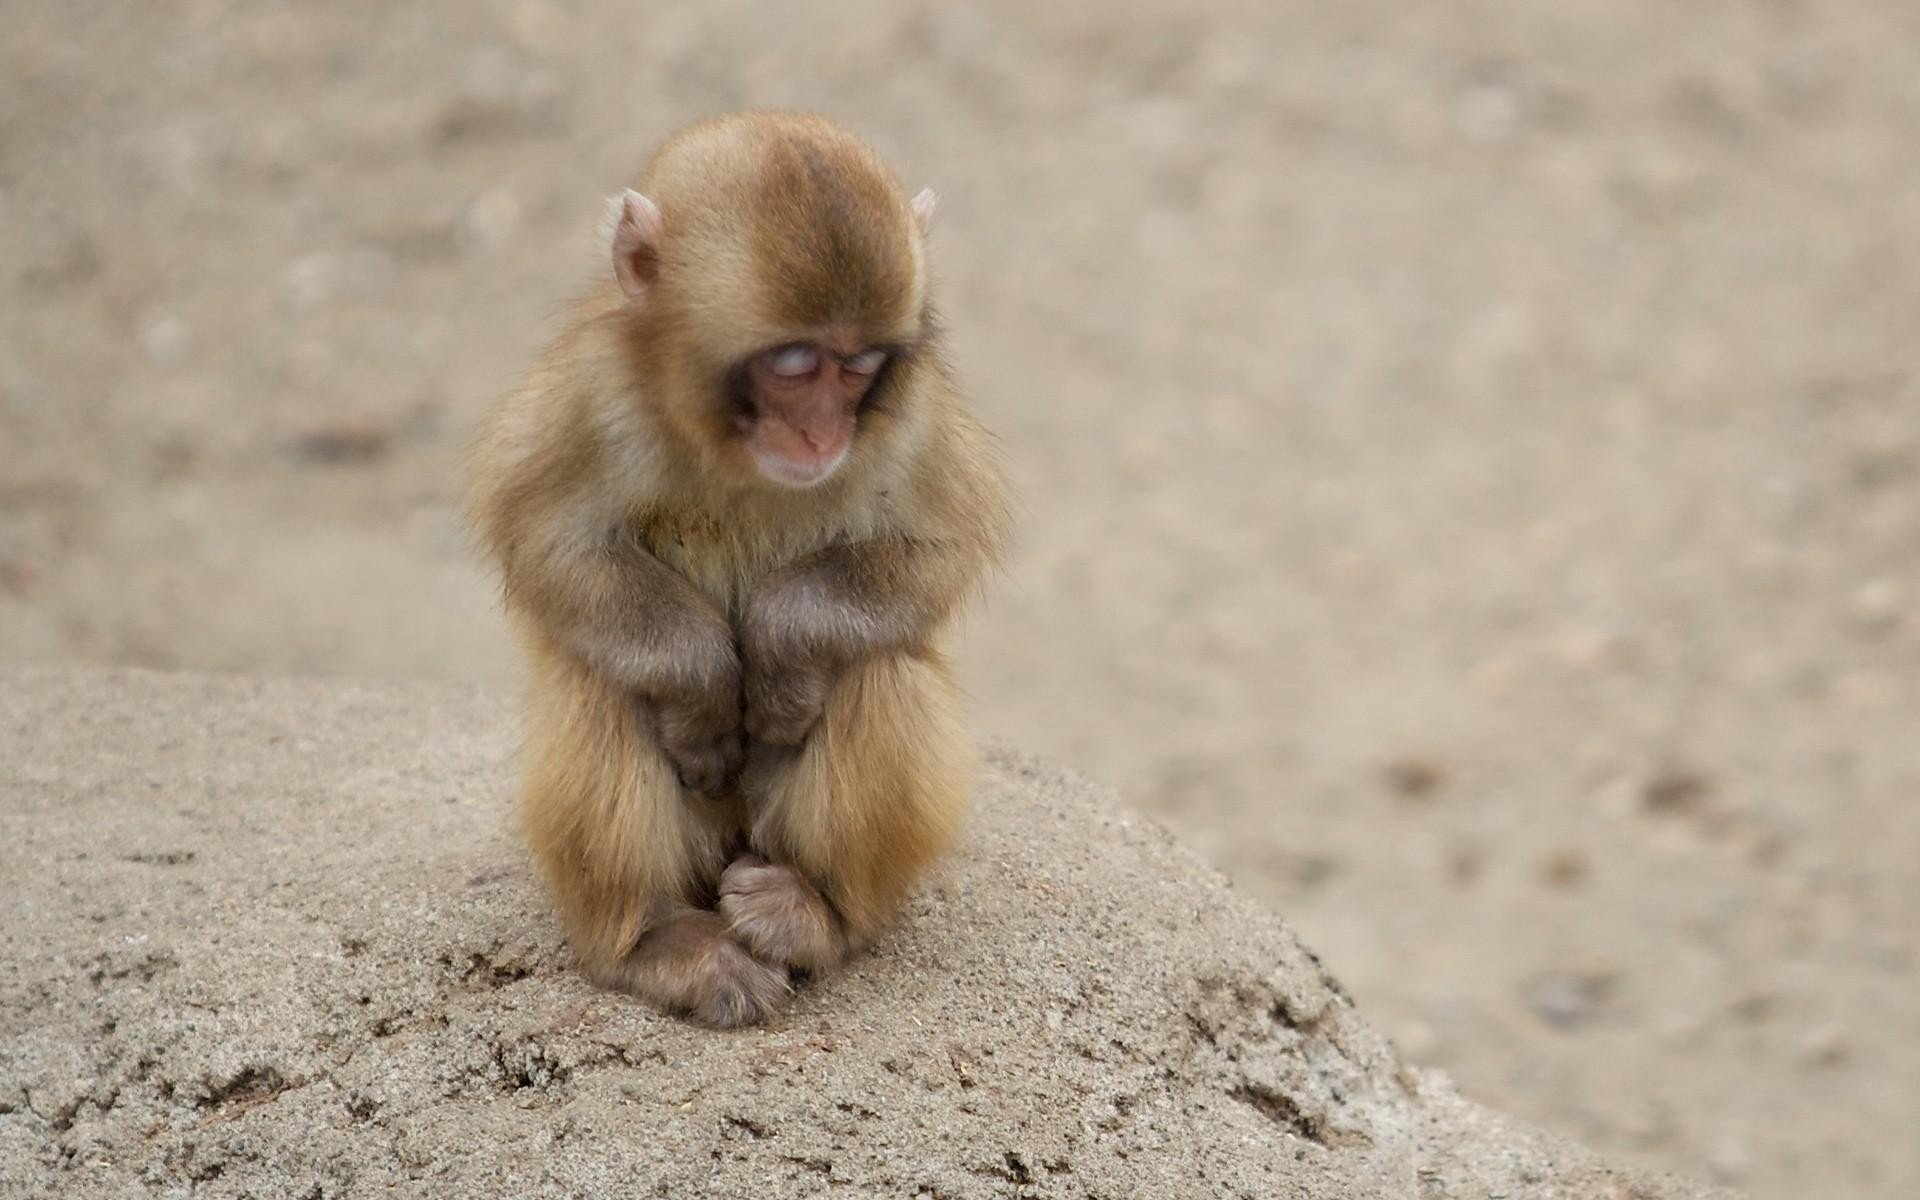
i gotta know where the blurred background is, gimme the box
[4,3,1916,1195]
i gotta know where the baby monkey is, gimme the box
[469,112,1007,1025]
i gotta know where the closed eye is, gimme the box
[840,349,887,376]
[768,344,821,378]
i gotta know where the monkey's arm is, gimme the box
[740,533,987,745]
[741,406,1008,745]
[500,505,745,792]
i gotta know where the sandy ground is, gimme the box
[2,3,1915,1196]
[1,668,1732,1198]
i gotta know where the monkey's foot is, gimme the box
[601,910,790,1027]
[718,856,847,972]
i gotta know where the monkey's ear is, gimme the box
[609,189,664,303]
[910,187,937,236]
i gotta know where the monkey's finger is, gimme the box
[669,749,725,796]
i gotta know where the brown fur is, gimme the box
[467,112,1007,1025]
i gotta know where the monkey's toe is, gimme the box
[719,857,846,971]
[608,909,790,1027]
[689,938,791,1027]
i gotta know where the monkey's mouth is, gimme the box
[748,438,849,487]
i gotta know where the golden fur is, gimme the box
[467,112,1006,1024]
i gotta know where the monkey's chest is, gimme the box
[632,509,819,614]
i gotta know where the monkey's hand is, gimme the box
[741,656,836,747]
[741,534,973,745]
[738,573,847,747]
[618,624,745,794]
[650,693,745,795]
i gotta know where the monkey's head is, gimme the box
[609,113,939,491]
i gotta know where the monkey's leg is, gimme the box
[519,641,787,1026]
[727,650,970,970]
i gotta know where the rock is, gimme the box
[1524,967,1620,1031]
[0,668,1733,1199]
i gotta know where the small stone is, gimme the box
[1537,848,1589,889]
[1383,758,1447,802]
[1524,968,1617,1030]
[1641,768,1712,816]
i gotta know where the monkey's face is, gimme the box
[610,113,939,491]
[729,335,893,488]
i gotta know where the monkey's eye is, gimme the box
[767,344,821,378]
[841,349,888,376]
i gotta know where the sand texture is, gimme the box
[0,668,1736,1198]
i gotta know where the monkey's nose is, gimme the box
[799,422,834,452]
[766,389,851,453]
